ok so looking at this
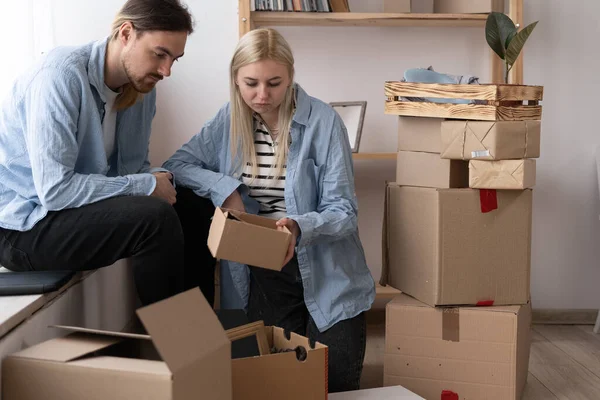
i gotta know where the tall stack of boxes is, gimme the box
[382,82,542,400]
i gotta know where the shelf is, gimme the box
[251,12,488,28]
[352,152,396,160]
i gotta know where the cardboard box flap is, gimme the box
[11,332,122,363]
[226,209,291,233]
[136,288,229,374]
[388,294,523,315]
[50,325,152,341]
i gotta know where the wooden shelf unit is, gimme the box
[249,11,489,28]
[239,0,525,85]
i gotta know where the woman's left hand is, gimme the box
[276,218,300,267]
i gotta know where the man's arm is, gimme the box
[25,68,156,211]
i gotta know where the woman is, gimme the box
[164,28,375,392]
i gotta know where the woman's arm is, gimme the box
[163,105,245,207]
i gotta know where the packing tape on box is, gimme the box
[441,390,459,400]
[471,150,490,158]
[479,189,498,213]
[441,307,459,342]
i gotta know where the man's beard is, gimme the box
[122,57,157,94]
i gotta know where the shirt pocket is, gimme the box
[293,158,322,213]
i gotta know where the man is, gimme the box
[0,0,194,305]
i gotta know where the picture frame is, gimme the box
[330,101,367,153]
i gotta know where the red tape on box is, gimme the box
[479,189,498,213]
[441,390,459,400]
[476,300,495,306]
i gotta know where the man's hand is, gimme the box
[276,217,300,267]
[222,190,245,213]
[151,172,176,205]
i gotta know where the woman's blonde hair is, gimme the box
[109,0,194,110]
[229,28,295,180]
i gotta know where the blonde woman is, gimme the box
[165,28,375,392]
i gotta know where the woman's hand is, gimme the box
[276,217,300,267]
[222,190,245,212]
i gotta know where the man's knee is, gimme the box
[128,197,183,237]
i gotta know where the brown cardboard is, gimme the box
[440,120,541,160]
[397,116,443,153]
[208,207,292,271]
[384,184,532,306]
[2,289,232,400]
[396,151,469,189]
[232,327,328,400]
[470,159,536,189]
[384,294,531,400]
[434,0,504,13]
[383,0,411,13]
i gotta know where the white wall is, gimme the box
[5,0,600,310]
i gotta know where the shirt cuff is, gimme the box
[130,173,156,196]
[287,214,312,248]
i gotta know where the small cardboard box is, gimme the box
[208,207,292,271]
[384,294,531,400]
[2,289,232,400]
[470,159,536,189]
[397,116,443,153]
[434,0,504,13]
[440,120,541,160]
[232,327,328,400]
[396,151,468,189]
[383,184,532,306]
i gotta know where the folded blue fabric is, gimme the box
[401,66,480,104]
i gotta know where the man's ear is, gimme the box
[119,21,135,46]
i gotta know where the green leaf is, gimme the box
[505,21,538,66]
[485,12,517,60]
[505,31,517,48]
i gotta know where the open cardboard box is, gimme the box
[1,289,232,400]
[231,326,328,400]
[208,207,292,271]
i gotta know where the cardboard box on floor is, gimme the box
[441,120,541,161]
[384,294,531,400]
[397,116,444,153]
[434,0,504,13]
[232,327,328,400]
[1,289,232,400]
[381,184,532,306]
[470,159,536,189]
[396,150,468,189]
[208,207,292,271]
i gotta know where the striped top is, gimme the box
[241,117,287,220]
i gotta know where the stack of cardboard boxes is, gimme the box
[381,82,543,400]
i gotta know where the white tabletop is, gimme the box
[329,386,424,400]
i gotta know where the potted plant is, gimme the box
[485,12,538,84]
